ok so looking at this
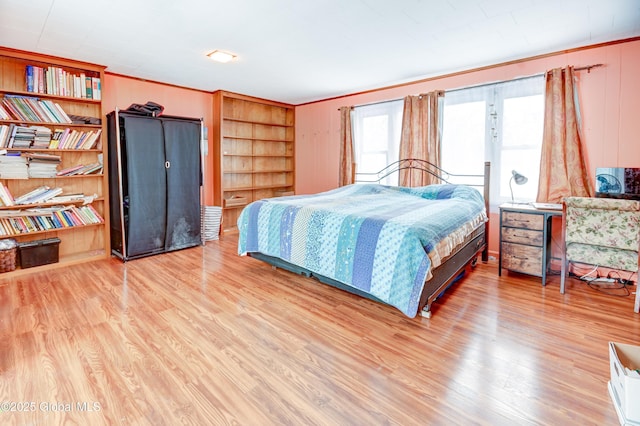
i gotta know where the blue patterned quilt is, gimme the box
[237,184,486,317]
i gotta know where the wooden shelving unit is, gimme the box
[212,91,294,234]
[0,47,109,276]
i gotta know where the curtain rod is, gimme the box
[339,64,603,110]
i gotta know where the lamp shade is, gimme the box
[511,170,528,185]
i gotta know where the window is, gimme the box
[352,100,403,185]
[441,76,545,211]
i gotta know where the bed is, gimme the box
[237,160,490,318]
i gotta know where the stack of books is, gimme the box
[25,153,61,178]
[10,126,37,148]
[56,161,103,176]
[32,126,53,149]
[0,153,28,179]
[14,186,63,205]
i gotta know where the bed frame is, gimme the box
[249,159,491,318]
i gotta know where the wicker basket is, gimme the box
[0,238,17,273]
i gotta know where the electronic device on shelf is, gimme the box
[595,167,640,200]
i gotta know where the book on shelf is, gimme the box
[56,161,102,176]
[0,103,12,120]
[85,76,92,99]
[49,101,72,123]
[47,193,87,203]
[53,210,71,227]
[0,153,28,179]
[91,77,101,100]
[14,186,63,205]
[80,129,101,149]
[0,181,15,206]
[1,96,35,122]
[23,152,61,162]
[0,95,73,124]
[48,128,100,150]
[0,124,15,148]
[9,125,36,148]
[22,97,50,122]
[1,98,21,121]
[26,65,34,92]
[39,100,64,123]
[32,126,53,149]
[25,153,61,178]
[25,65,101,100]
[63,209,81,226]
[56,164,84,176]
[80,162,103,175]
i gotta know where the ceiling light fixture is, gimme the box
[207,50,236,63]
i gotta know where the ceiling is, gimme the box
[1,0,639,105]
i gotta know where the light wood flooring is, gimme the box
[1,234,638,425]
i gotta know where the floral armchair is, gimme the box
[560,197,640,313]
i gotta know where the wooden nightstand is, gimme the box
[499,203,563,285]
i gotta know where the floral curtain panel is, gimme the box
[398,91,444,187]
[537,66,593,203]
[338,106,355,186]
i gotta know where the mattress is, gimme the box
[238,183,487,317]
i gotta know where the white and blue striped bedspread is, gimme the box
[237,184,486,317]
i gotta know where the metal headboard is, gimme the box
[355,159,491,262]
[355,158,488,189]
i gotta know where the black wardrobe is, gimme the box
[107,110,203,260]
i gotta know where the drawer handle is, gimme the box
[513,256,528,260]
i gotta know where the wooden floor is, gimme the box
[1,235,638,425]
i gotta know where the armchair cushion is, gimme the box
[564,197,640,251]
[566,243,638,272]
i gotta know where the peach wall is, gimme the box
[102,74,215,204]
[294,39,640,254]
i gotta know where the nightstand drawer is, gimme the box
[502,242,543,275]
[502,227,543,246]
[502,211,544,230]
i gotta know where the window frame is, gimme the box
[442,75,545,211]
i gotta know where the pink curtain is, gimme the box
[537,67,593,203]
[339,106,355,186]
[398,91,443,187]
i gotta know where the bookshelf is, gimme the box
[0,47,109,276]
[212,91,295,233]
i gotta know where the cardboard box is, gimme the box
[609,342,640,425]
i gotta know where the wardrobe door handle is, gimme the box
[165,161,170,169]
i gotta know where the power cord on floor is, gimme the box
[567,267,634,297]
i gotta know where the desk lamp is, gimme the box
[509,170,528,204]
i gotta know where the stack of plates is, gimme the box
[203,206,222,241]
